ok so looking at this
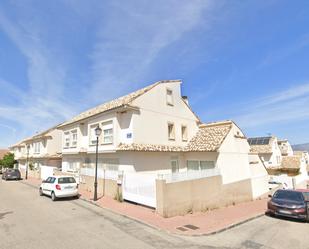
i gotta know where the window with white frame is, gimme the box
[181,125,188,141]
[168,123,175,140]
[71,130,78,147]
[68,161,79,172]
[34,142,41,154]
[166,88,174,106]
[89,124,99,145]
[187,160,215,171]
[64,132,70,148]
[102,121,113,144]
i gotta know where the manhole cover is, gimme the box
[184,224,199,230]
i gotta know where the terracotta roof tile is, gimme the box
[185,121,232,152]
[117,143,185,152]
[117,120,233,152]
[59,80,181,127]
[281,156,301,169]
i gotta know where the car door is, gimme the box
[45,177,56,196]
[41,177,51,194]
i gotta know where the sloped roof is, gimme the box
[117,120,233,152]
[59,80,182,128]
[249,137,275,154]
[117,143,185,152]
[185,121,232,152]
[23,124,61,142]
[281,156,301,169]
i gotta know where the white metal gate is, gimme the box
[40,166,55,180]
[122,173,156,208]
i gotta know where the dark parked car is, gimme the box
[267,189,309,222]
[1,168,21,181]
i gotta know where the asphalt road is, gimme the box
[0,178,308,249]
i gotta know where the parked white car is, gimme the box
[39,176,79,201]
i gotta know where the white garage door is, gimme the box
[122,173,156,208]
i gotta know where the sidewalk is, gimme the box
[22,177,267,236]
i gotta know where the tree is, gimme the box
[0,153,16,169]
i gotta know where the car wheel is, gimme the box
[51,192,57,201]
[306,213,309,223]
[75,195,79,199]
[39,188,43,196]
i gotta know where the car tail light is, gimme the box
[55,184,61,190]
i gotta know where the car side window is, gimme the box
[45,177,51,183]
[50,177,56,184]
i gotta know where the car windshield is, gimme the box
[274,190,304,202]
[302,192,309,201]
[58,177,76,184]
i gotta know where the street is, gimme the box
[1,179,309,249]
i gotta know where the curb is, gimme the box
[78,196,168,234]
[20,180,265,237]
[191,213,265,237]
[78,195,265,237]
[19,180,39,189]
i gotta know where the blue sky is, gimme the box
[0,0,309,147]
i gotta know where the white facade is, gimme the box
[57,80,268,206]
[10,127,62,173]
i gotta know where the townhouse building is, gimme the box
[10,126,62,179]
[57,80,269,216]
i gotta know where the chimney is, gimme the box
[182,96,189,105]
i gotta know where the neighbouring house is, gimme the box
[248,136,282,168]
[57,79,269,217]
[9,126,62,180]
[248,136,308,189]
[278,139,294,156]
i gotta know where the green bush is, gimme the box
[0,153,16,169]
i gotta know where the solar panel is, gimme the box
[248,137,271,145]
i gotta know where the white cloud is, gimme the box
[87,0,213,100]
[234,83,309,128]
[0,9,76,143]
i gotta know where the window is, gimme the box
[187,160,199,171]
[102,121,113,144]
[171,158,179,173]
[58,177,76,184]
[64,132,70,148]
[200,161,215,170]
[68,161,79,172]
[34,142,40,154]
[166,89,174,106]
[168,123,175,140]
[187,160,215,171]
[71,130,77,147]
[181,125,188,141]
[89,124,99,145]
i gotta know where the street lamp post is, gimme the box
[94,126,102,201]
[25,145,30,180]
